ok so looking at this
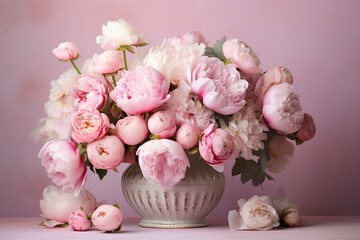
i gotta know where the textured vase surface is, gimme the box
[121,155,225,228]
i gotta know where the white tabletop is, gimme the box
[0,216,359,240]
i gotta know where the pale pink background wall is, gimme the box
[0,0,359,217]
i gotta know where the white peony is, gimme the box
[96,19,140,50]
[227,103,268,160]
[40,185,97,223]
[228,195,280,231]
[143,38,205,85]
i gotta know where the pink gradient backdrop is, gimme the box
[1,0,359,217]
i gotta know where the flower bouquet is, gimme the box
[33,19,315,230]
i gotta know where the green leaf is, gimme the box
[125,45,135,54]
[187,145,199,155]
[95,168,107,180]
[113,203,121,209]
[232,158,246,176]
[252,171,266,186]
[205,46,216,58]
[134,42,149,47]
[240,160,259,184]
[212,36,227,60]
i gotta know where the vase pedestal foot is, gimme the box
[139,219,208,228]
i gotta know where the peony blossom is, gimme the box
[87,135,125,169]
[52,42,79,61]
[262,83,304,134]
[92,205,123,232]
[176,123,199,149]
[143,38,205,85]
[116,115,148,145]
[188,56,248,115]
[254,66,293,107]
[110,66,170,115]
[136,139,190,188]
[73,76,107,111]
[38,140,87,195]
[40,185,97,223]
[147,111,176,138]
[267,135,294,173]
[169,31,207,46]
[223,39,260,74]
[71,109,110,143]
[295,113,316,142]
[68,210,91,231]
[161,84,214,131]
[96,19,141,50]
[228,196,280,231]
[227,103,268,160]
[93,50,124,74]
[199,124,235,169]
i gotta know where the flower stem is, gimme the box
[70,59,81,75]
[112,75,117,87]
[122,50,128,71]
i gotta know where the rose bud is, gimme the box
[68,210,91,231]
[92,205,123,232]
[52,41,79,61]
[87,135,125,169]
[148,111,176,138]
[282,208,301,227]
[176,123,199,149]
[116,115,148,145]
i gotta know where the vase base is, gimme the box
[138,219,208,228]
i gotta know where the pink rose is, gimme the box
[68,210,91,231]
[148,111,176,138]
[87,135,125,169]
[199,124,235,168]
[254,66,293,106]
[136,139,190,188]
[228,196,280,231]
[96,19,141,50]
[40,185,97,224]
[52,41,79,61]
[116,115,148,145]
[110,66,170,115]
[71,109,110,143]
[223,39,261,74]
[92,205,123,232]
[188,56,248,115]
[295,113,316,142]
[262,83,304,134]
[175,123,199,149]
[73,76,107,111]
[38,140,87,196]
[93,50,124,74]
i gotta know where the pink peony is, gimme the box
[73,76,107,111]
[254,66,293,107]
[110,66,170,115]
[176,123,199,149]
[188,56,248,115]
[68,210,91,231]
[267,135,294,173]
[223,39,260,74]
[170,31,207,45]
[87,135,125,169]
[136,139,189,188]
[96,19,141,50]
[93,50,124,74]
[295,113,316,142]
[116,115,148,145]
[92,205,123,232]
[262,83,304,134]
[52,41,79,61]
[40,185,97,224]
[71,109,110,143]
[199,124,235,168]
[147,111,176,138]
[38,140,87,196]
